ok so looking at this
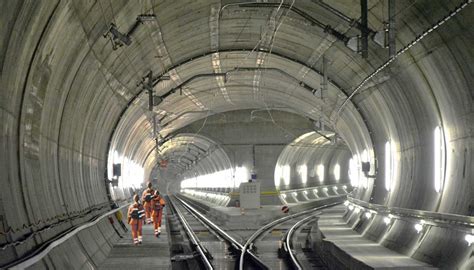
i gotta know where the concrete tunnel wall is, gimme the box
[171,110,318,204]
[275,132,352,190]
[0,0,473,268]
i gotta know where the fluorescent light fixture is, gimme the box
[283,165,291,186]
[434,126,445,193]
[348,205,354,210]
[342,185,347,189]
[361,149,368,188]
[383,216,391,224]
[365,212,372,218]
[334,164,340,181]
[317,164,325,182]
[385,140,393,191]
[354,207,361,214]
[349,156,360,187]
[322,187,328,192]
[344,200,350,206]
[299,165,308,184]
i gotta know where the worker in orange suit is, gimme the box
[151,190,166,237]
[141,182,154,224]
[127,194,145,245]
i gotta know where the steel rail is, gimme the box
[238,200,342,270]
[174,195,270,269]
[283,213,321,270]
[168,196,213,269]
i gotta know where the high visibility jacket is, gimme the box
[142,188,155,204]
[128,203,145,221]
[152,196,166,211]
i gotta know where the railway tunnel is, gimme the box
[0,0,473,269]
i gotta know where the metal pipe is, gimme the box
[336,0,472,118]
[388,0,396,58]
[159,73,227,99]
[238,2,349,43]
[360,0,368,59]
[312,0,376,34]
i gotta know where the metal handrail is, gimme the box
[279,183,349,194]
[8,203,130,269]
[347,197,474,232]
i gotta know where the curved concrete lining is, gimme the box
[0,0,473,268]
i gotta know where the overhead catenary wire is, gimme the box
[335,0,472,121]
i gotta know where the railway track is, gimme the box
[167,195,268,269]
[167,194,343,269]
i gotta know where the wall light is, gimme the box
[354,207,361,214]
[348,205,354,210]
[299,164,308,184]
[349,156,360,187]
[383,216,392,225]
[414,220,425,234]
[414,224,423,233]
[465,234,474,246]
[365,212,372,218]
[434,126,445,193]
[317,164,325,182]
[283,165,291,186]
[385,140,394,191]
[334,164,340,181]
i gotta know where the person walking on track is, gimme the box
[141,182,155,224]
[127,194,145,245]
[151,190,166,237]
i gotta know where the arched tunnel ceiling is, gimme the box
[1,0,472,232]
[1,1,473,267]
[103,0,473,204]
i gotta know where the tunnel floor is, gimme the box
[317,205,437,269]
[97,216,171,270]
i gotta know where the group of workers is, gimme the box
[127,182,166,245]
